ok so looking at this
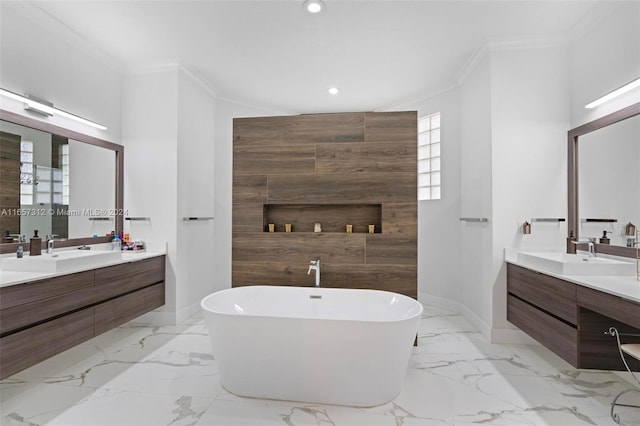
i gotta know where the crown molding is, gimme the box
[124,63,219,99]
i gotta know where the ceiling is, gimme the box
[5,0,613,113]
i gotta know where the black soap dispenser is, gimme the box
[599,230,611,244]
[29,230,42,256]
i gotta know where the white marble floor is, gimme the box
[2,305,639,426]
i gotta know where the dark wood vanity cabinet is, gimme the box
[507,263,640,371]
[507,264,578,365]
[0,255,165,379]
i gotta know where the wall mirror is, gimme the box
[0,109,123,254]
[568,102,640,258]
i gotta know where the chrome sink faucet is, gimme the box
[307,256,321,287]
[572,237,597,257]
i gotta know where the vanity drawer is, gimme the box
[94,256,165,301]
[577,286,640,329]
[0,270,94,310]
[0,286,97,335]
[507,294,578,366]
[95,282,165,335]
[0,307,94,379]
[507,264,577,324]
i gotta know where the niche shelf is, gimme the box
[263,204,382,233]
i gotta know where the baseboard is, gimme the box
[176,300,202,324]
[418,292,461,313]
[459,303,492,341]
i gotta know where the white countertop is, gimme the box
[505,248,640,304]
[0,249,166,288]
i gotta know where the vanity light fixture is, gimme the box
[0,88,107,130]
[328,87,340,95]
[585,77,640,109]
[303,0,325,14]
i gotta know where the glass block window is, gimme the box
[19,141,34,205]
[418,112,441,200]
[60,144,69,205]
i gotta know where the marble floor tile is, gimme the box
[2,304,640,425]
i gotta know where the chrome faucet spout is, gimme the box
[307,256,321,287]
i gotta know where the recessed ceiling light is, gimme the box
[303,0,325,14]
[328,87,339,95]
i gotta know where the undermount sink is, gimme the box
[517,251,636,276]
[1,250,122,273]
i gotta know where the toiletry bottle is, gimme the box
[112,234,121,251]
[599,230,611,244]
[567,230,576,254]
[29,230,42,256]
[16,235,24,258]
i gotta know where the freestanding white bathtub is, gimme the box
[201,285,423,407]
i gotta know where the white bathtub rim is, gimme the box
[200,285,423,324]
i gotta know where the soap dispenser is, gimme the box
[599,230,611,244]
[29,230,42,256]
[112,234,121,251]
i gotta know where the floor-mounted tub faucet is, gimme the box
[307,256,320,287]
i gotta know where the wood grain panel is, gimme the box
[267,173,416,204]
[0,131,20,235]
[578,307,640,371]
[365,235,417,265]
[0,270,94,310]
[316,142,416,174]
[507,294,578,366]
[283,113,365,144]
[0,307,94,379]
[577,286,640,329]
[264,204,381,233]
[321,263,417,297]
[233,116,287,147]
[382,203,417,235]
[94,282,165,335]
[232,261,317,287]
[506,264,577,324]
[1,286,97,335]
[94,256,165,301]
[232,261,416,297]
[365,111,417,143]
[233,203,265,233]
[233,175,267,203]
[234,145,316,175]
[232,233,366,264]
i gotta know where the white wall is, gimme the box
[569,1,640,244]
[0,2,121,142]
[122,66,218,324]
[459,56,494,337]
[389,90,462,309]
[122,69,179,316]
[489,47,570,335]
[569,2,640,126]
[176,70,216,318]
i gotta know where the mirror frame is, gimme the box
[568,101,640,258]
[0,109,123,254]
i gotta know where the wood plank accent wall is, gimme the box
[0,131,20,239]
[232,111,417,298]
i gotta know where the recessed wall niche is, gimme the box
[232,111,417,298]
